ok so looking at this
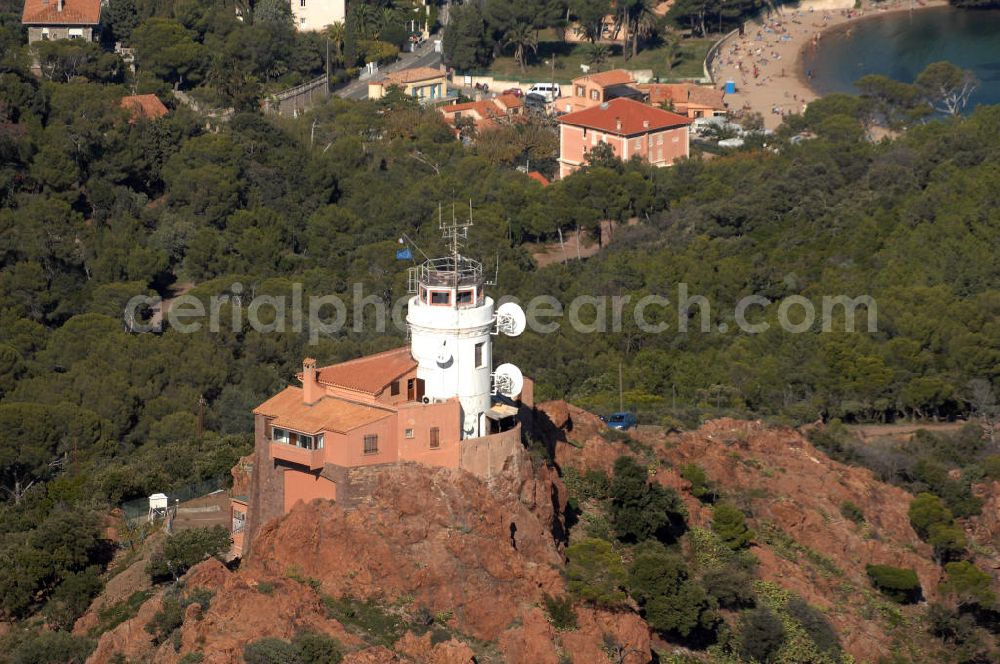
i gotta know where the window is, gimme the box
[405,428,414,439]
[457,289,473,305]
[590,89,599,100]
[430,291,450,305]
[429,427,440,449]
[390,380,400,396]
[272,427,289,443]
[475,342,485,368]
[582,127,587,139]
[634,139,642,151]
[657,135,664,145]
[41,29,50,40]
[363,434,379,455]
[300,0,306,5]
[575,85,584,97]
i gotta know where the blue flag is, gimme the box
[396,247,413,260]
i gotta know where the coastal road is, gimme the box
[335,34,444,101]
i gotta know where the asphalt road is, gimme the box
[335,41,444,101]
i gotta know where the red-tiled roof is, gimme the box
[313,347,416,395]
[558,97,691,135]
[494,93,524,110]
[121,94,168,122]
[22,0,101,25]
[572,69,636,88]
[527,171,550,186]
[638,83,726,110]
[379,67,446,86]
[254,387,394,434]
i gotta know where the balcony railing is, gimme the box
[270,441,325,470]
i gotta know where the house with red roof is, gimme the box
[120,94,169,123]
[554,69,644,115]
[637,82,727,119]
[557,97,691,179]
[437,93,525,137]
[22,0,101,44]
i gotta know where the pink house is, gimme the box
[233,347,532,556]
[557,97,691,179]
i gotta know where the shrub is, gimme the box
[609,456,687,543]
[738,607,786,663]
[41,567,104,630]
[10,631,95,664]
[866,564,922,604]
[711,503,754,551]
[940,561,996,608]
[839,500,864,525]
[565,538,627,608]
[679,463,718,503]
[243,637,297,664]
[242,632,343,664]
[627,542,718,641]
[291,632,343,664]
[702,565,755,609]
[908,493,952,539]
[147,526,232,582]
[543,594,578,630]
[786,598,841,655]
[145,588,213,646]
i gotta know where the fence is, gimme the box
[262,74,331,118]
[120,476,229,522]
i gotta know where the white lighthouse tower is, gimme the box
[406,212,523,439]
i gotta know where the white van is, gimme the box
[526,82,560,102]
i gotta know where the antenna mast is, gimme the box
[439,201,473,262]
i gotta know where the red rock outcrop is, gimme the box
[537,406,956,663]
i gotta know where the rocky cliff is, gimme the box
[84,403,997,663]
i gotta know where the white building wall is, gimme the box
[290,0,345,32]
[407,296,494,439]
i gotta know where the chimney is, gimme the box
[302,358,320,404]
[57,0,63,11]
[615,117,622,132]
[643,119,650,129]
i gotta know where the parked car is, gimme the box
[502,87,524,98]
[526,82,560,102]
[524,92,548,111]
[606,412,638,431]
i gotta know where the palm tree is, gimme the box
[624,0,657,59]
[326,22,345,65]
[502,22,538,73]
[582,42,610,68]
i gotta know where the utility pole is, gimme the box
[619,361,624,412]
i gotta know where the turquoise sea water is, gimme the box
[803,6,1000,110]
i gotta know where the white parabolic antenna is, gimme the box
[436,341,452,365]
[493,363,524,397]
[496,302,527,337]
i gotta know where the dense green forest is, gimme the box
[1,0,1000,656]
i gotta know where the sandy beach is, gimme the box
[711,0,949,129]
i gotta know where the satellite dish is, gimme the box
[436,341,452,365]
[493,363,524,398]
[496,302,526,337]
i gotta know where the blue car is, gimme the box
[606,412,637,430]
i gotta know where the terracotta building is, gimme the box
[368,67,448,102]
[233,232,533,556]
[21,0,101,43]
[557,97,691,179]
[438,93,525,136]
[555,69,642,115]
[636,82,727,119]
